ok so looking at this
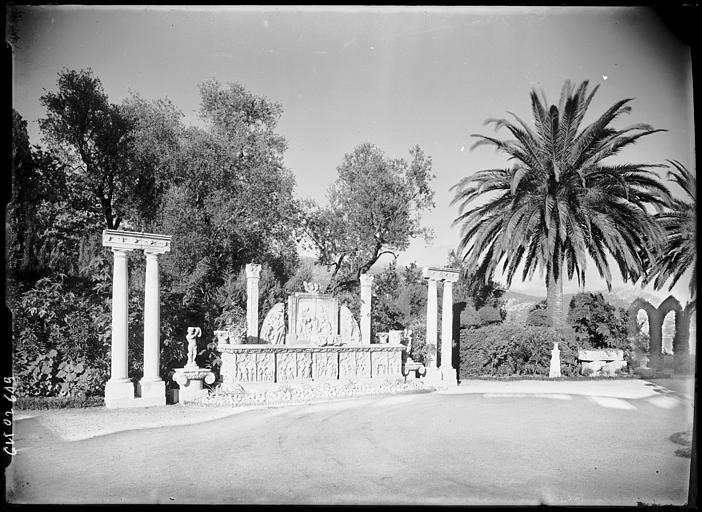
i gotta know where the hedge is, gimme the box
[458,324,588,378]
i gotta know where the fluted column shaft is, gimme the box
[110,249,130,382]
[142,251,161,382]
[426,278,438,370]
[360,274,374,344]
[246,264,262,342]
[440,280,454,373]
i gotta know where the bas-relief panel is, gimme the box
[339,305,360,344]
[314,352,339,380]
[276,351,313,381]
[260,303,286,345]
[339,351,371,379]
[295,297,337,345]
[256,352,275,381]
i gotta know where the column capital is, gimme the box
[246,263,262,279]
[143,249,163,259]
[360,273,374,286]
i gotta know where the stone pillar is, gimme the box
[104,248,134,407]
[425,277,438,370]
[440,279,456,383]
[246,264,262,342]
[360,273,374,344]
[139,251,165,405]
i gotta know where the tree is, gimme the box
[157,79,302,316]
[39,68,136,229]
[566,292,628,349]
[451,80,672,328]
[643,160,696,300]
[304,143,435,292]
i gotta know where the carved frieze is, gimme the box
[314,352,339,380]
[102,229,172,254]
[422,266,460,282]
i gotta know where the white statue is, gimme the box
[186,327,202,368]
[549,342,561,378]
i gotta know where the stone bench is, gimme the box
[402,359,426,379]
[578,349,627,377]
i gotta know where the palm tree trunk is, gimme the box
[547,263,565,328]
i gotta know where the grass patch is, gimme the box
[14,395,105,410]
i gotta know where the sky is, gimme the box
[8,5,696,303]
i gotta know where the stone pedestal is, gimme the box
[172,367,216,403]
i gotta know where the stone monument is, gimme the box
[101,229,171,408]
[549,342,561,378]
[172,327,215,402]
[423,266,460,385]
[215,267,404,387]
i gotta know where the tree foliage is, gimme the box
[304,143,435,292]
[643,160,696,300]
[39,68,136,229]
[566,292,629,349]
[451,80,672,328]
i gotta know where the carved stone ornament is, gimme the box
[260,303,286,345]
[303,281,321,294]
[102,229,172,254]
[422,266,460,282]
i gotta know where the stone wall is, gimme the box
[218,344,404,389]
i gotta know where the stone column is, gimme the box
[104,248,134,407]
[425,277,438,370]
[360,273,374,344]
[440,279,456,383]
[139,250,165,404]
[246,264,262,342]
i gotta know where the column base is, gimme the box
[105,378,135,408]
[440,367,458,386]
[137,378,166,406]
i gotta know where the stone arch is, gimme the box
[627,295,694,373]
[627,298,657,338]
[659,296,682,356]
[673,301,696,372]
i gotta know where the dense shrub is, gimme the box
[567,292,629,350]
[526,300,551,327]
[12,274,112,398]
[458,324,586,378]
[14,395,104,410]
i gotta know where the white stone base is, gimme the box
[137,379,166,406]
[104,378,135,408]
[440,367,458,386]
[178,378,209,402]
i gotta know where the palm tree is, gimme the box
[451,80,672,327]
[644,160,696,300]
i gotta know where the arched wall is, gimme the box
[627,295,692,372]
